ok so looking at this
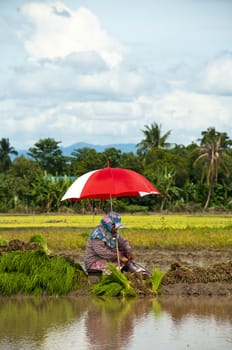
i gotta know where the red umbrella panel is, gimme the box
[61,165,159,202]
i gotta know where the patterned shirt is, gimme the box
[84,233,131,271]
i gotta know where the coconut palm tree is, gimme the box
[0,138,18,172]
[194,127,232,210]
[137,122,172,156]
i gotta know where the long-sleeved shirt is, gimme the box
[84,235,131,271]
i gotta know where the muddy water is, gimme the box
[0,296,231,350]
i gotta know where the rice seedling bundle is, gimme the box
[91,264,136,297]
[29,234,48,252]
[0,250,79,296]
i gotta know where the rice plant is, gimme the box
[0,236,7,246]
[1,214,232,249]
[147,268,165,294]
[91,264,136,297]
[0,250,83,296]
[28,234,49,253]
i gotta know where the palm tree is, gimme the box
[0,138,18,172]
[194,127,232,210]
[137,122,172,156]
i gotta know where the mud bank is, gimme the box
[1,241,232,297]
[59,247,232,297]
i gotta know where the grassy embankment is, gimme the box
[1,214,232,250]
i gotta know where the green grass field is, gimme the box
[1,214,232,249]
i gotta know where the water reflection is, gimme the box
[0,296,231,349]
[159,296,232,323]
[0,297,89,349]
[85,297,153,350]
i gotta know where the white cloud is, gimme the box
[200,53,232,95]
[1,1,232,151]
[153,90,232,143]
[4,59,144,101]
[20,2,125,68]
[4,89,231,150]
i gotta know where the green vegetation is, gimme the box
[91,265,165,298]
[2,213,232,229]
[0,214,232,249]
[0,250,85,296]
[147,268,165,294]
[91,264,136,297]
[0,213,231,297]
[1,125,232,213]
[29,234,49,253]
[0,235,7,245]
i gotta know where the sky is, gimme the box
[1,0,232,151]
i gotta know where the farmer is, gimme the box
[84,211,132,273]
[84,211,149,277]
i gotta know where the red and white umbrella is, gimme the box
[62,163,159,266]
[61,163,159,205]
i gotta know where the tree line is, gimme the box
[1,122,232,213]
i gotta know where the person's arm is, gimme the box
[118,236,133,260]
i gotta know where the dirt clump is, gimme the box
[0,239,40,253]
[125,271,155,297]
[160,260,232,297]
[162,261,232,284]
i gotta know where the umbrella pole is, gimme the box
[116,239,121,269]
[110,194,113,212]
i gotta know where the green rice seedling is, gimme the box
[0,235,7,246]
[147,268,165,294]
[0,251,27,273]
[0,272,25,296]
[0,250,80,296]
[46,255,77,294]
[92,281,123,297]
[62,256,88,285]
[28,234,49,253]
[91,264,136,297]
[29,255,77,295]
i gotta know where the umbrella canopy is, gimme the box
[61,164,159,201]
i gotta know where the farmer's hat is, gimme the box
[101,212,124,232]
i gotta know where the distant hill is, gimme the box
[60,142,137,155]
[17,142,137,157]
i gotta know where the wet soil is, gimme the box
[57,247,232,297]
[1,241,232,297]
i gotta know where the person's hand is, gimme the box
[120,255,129,263]
[126,250,133,260]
